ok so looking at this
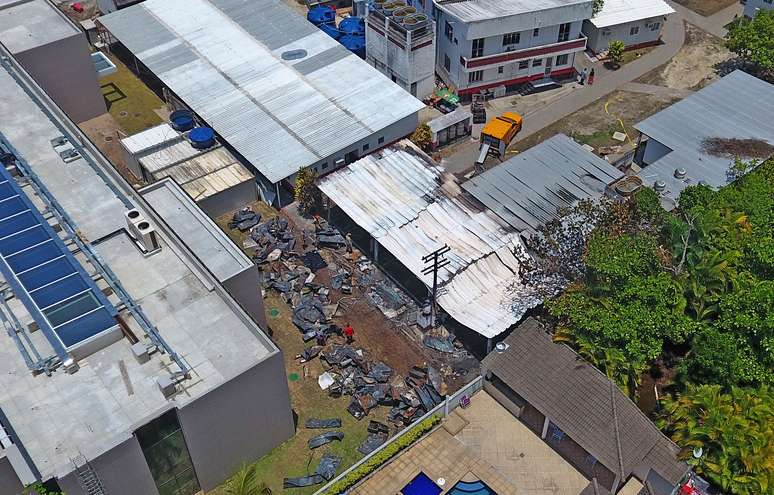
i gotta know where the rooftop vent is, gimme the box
[674,167,687,179]
[281,49,308,60]
[654,180,666,192]
[495,342,509,353]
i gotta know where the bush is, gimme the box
[294,167,321,213]
[608,40,625,67]
[409,124,432,152]
[321,414,442,495]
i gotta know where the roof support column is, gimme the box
[541,416,550,439]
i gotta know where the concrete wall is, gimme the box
[0,455,22,495]
[15,33,106,124]
[223,265,268,332]
[197,180,258,219]
[300,112,419,178]
[743,0,774,18]
[57,436,159,495]
[583,16,668,53]
[177,351,294,491]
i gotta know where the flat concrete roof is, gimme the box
[0,58,275,480]
[141,179,254,282]
[0,0,79,53]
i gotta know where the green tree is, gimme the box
[294,167,321,213]
[726,11,774,80]
[409,123,432,152]
[225,464,272,495]
[593,0,605,16]
[607,40,625,68]
[658,385,774,495]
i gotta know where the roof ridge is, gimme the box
[610,380,626,481]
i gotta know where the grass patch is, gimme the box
[621,46,655,66]
[573,126,620,149]
[99,54,163,135]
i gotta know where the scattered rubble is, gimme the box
[305,418,342,429]
[308,431,344,449]
[228,207,261,231]
[358,420,390,455]
[701,137,774,159]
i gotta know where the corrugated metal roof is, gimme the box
[436,0,590,22]
[99,0,424,184]
[462,134,623,234]
[427,108,472,134]
[483,318,690,486]
[119,123,178,154]
[635,71,774,209]
[318,140,540,339]
[590,0,674,28]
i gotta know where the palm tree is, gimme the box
[224,464,272,495]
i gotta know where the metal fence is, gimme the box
[313,375,484,495]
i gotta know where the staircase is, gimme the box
[72,454,108,495]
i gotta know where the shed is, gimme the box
[583,0,674,53]
[462,134,623,235]
[634,70,774,210]
[427,109,473,149]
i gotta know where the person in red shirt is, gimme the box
[343,324,354,343]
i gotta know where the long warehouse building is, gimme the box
[98,0,425,205]
[0,50,293,495]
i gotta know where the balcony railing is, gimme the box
[461,35,587,69]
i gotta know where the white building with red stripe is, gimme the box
[434,0,593,98]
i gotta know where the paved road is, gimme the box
[668,1,743,38]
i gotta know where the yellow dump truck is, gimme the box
[477,112,523,165]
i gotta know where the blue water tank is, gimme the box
[307,5,335,25]
[169,109,194,131]
[319,21,341,40]
[338,16,365,36]
[340,34,366,58]
[188,127,215,149]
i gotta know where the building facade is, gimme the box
[0,0,106,123]
[583,0,674,54]
[366,8,436,99]
[434,0,592,98]
[742,0,774,18]
[0,49,293,495]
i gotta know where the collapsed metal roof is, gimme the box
[462,134,623,235]
[99,0,424,184]
[318,140,540,339]
[635,70,774,208]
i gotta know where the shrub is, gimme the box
[320,414,442,495]
[608,40,625,67]
[294,167,321,213]
[409,124,432,152]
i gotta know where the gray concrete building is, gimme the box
[99,0,424,206]
[583,0,674,54]
[0,0,106,123]
[0,49,293,495]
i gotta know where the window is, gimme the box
[471,38,484,58]
[650,21,661,30]
[533,27,540,37]
[532,58,542,67]
[558,22,571,42]
[378,136,385,144]
[602,29,611,36]
[468,70,483,83]
[502,32,520,45]
[630,26,640,35]
[555,54,569,65]
[444,54,451,71]
[363,143,369,151]
[444,21,453,41]
[498,66,504,74]
[518,60,529,70]
[321,162,328,170]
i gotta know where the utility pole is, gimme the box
[422,244,450,327]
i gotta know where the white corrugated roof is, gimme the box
[437,0,590,21]
[319,140,540,339]
[590,0,674,28]
[120,123,179,154]
[100,0,424,184]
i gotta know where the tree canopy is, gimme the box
[726,11,774,81]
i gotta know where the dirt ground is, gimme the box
[637,23,734,91]
[671,0,737,16]
[78,113,142,187]
[513,90,679,154]
[208,202,477,493]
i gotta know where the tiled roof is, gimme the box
[482,318,690,487]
